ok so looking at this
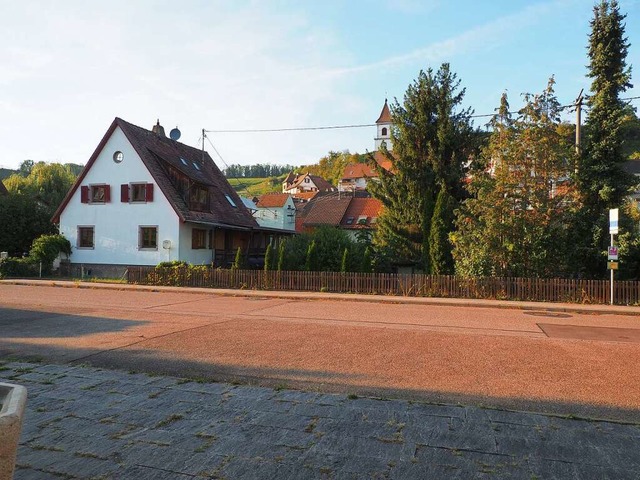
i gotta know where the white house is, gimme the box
[282,172,335,194]
[253,193,296,231]
[53,118,290,276]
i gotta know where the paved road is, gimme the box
[4,361,639,479]
[1,283,640,422]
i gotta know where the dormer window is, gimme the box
[189,184,209,211]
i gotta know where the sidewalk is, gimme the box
[3,361,639,479]
[4,278,640,317]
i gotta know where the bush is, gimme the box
[0,257,39,279]
[29,234,71,265]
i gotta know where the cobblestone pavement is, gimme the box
[2,362,639,479]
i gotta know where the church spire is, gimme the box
[374,99,393,151]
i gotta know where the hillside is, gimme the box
[227,176,284,197]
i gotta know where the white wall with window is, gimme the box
[59,126,180,266]
[177,223,214,265]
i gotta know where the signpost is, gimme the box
[609,209,619,305]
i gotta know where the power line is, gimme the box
[203,133,279,215]
[205,123,374,133]
[203,96,640,133]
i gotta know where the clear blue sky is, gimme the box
[1,0,638,171]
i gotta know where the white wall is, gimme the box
[178,223,214,265]
[59,126,180,266]
[254,197,296,230]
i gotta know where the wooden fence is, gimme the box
[126,266,640,305]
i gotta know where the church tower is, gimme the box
[374,99,393,151]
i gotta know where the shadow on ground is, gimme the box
[1,337,638,425]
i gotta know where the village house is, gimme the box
[297,192,382,240]
[252,193,296,231]
[282,172,335,194]
[52,118,291,277]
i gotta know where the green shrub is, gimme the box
[0,257,39,279]
[29,234,71,271]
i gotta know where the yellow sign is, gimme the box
[608,262,619,270]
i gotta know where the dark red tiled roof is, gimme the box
[376,100,392,124]
[373,151,394,172]
[256,193,291,208]
[53,118,258,229]
[341,163,378,180]
[302,194,351,227]
[340,198,382,229]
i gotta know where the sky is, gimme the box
[1,0,639,171]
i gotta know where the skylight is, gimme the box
[225,194,237,207]
[193,162,201,171]
[180,158,188,166]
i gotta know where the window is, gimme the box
[81,184,110,204]
[190,185,209,211]
[180,158,188,166]
[77,226,94,248]
[91,185,107,203]
[345,216,355,225]
[192,228,207,249]
[121,183,154,203]
[113,151,124,163]
[193,162,201,171]
[224,194,237,208]
[381,127,388,136]
[139,226,158,250]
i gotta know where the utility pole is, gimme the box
[575,88,584,158]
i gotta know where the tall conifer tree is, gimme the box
[580,0,634,209]
[572,0,634,277]
[369,64,474,272]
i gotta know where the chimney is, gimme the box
[152,119,166,137]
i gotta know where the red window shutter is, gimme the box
[146,183,154,202]
[81,186,89,203]
[104,185,111,203]
[121,184,129,202]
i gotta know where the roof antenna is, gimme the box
[202,128,205,164]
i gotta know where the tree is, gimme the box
[452,81,578,277]
[277,240,286,271]
[369,63,475,272]
[429,186,456,274]
[573,0,635,277]
[0,194,57,257]
[264,242,273,272]
[232,246,243,270]
[305,240,317,272]
[4,162,76,213]
[18,160,34,177]
[341,248,349,273]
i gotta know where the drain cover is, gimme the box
[538,323,640,343]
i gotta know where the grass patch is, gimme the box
[155,413,184,428]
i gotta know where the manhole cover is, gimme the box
[538,323,640,343]
[523,311,572,319]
